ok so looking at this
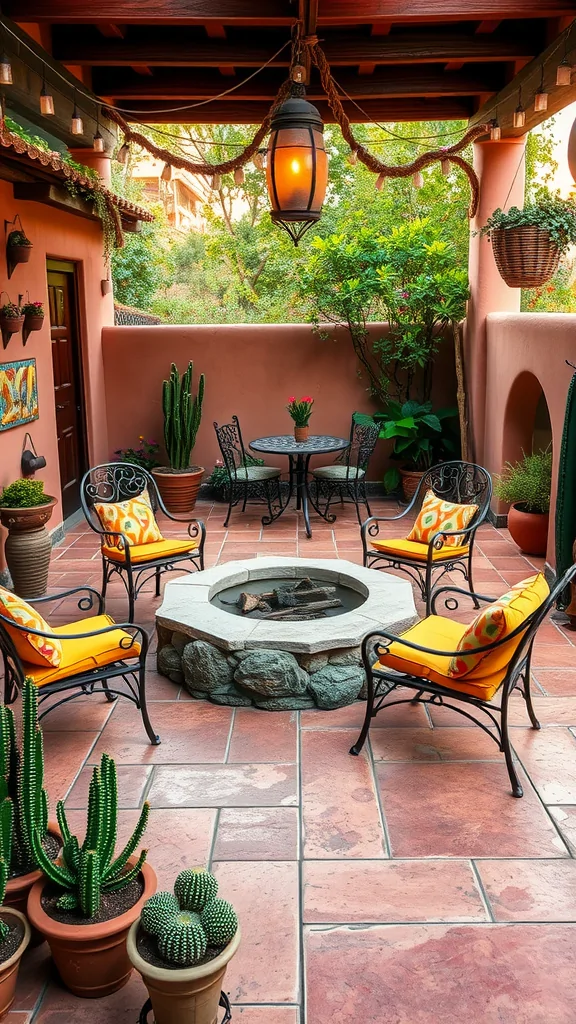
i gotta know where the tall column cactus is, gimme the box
[0,795,13,941]
[0,679,48,876]
[162,362,205,470]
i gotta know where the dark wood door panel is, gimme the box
[48,269,86,519]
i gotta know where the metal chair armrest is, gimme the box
[26,585,104,614]
[430,584,497,614]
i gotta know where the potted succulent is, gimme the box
[22,301,44,343]
[1,682,60,943]
[152,363,205,513]
[378,400,458,500]
[0,784,31,1019]
[0,480,58,599]
[481,193,576,288]
[6,230,32,273]
[26,753,156,997]
[287,395,314,443]
[127,867,240,1024]
[494,449,552,556]
[0,303,24,342]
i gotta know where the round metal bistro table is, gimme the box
[250,434,348,538]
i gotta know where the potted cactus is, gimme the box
[1,682,60,940]
[0,789,31,1021]
[127,868,240,1024]
[26,753,156,997]
[152,362,205,513]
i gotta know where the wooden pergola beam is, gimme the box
[318,0,576,23]
[117,96,474,122]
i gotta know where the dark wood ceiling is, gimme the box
[6,0,576,129]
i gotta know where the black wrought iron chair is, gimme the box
[81,463,205,622]
[0,585,160,744]
[351,565,576,797]
[361,460,492,615]
[309,415,380,525]
[213,415,285,527]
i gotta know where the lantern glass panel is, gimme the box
[267,127,327,215]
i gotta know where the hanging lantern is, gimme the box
[40,68,54,115]
[534,89,549,113]
[513,104,526,129]
[253,150,265,170]
[93,130,104,152]
[490,119,501,141]
[116,141,130,165]
[291,63,307,84]
[0,51,12,86]
[71,92,83,135]
[557,59,572,86]
[266,86,328,245]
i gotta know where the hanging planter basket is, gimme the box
[491,226,561,289]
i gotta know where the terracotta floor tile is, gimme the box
[213,808,298,861]
[39,696,116,732]
[148,763,298,807]
[213,861,299,1004]
[89,701,232,765]
[12,944,51,1011]
[4,1014,31,1023]
[376,762,567,858]
[512,728,576,803]
[231,1009,299,1024]
[65,764,151,809]
[228,710,297,763]
[534,670,576,695]
[305,923,576,1024]
[370,726,502,762]
[532,647,576,668]
[43,730,99,803]
[477,859,576,922]
[301,729,385,859]
[303,859,487,923]
[32,972,147,1022]
[549,805,576,854]
[508,694,576,726]
[301,698,429,730]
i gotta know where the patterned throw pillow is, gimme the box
[0,587,62,668]
[448,573,550,679]
[407,490,478,548]
[94,492,163,549]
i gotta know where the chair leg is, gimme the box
[137,659,161,745]
[467,548,480,609]
[241,488,248,513]
[102,678,118,704]
[101,557,109,608]
[350,649,375,756]
[424,560,434,617]
[363,481,372,519]
[223,488,234,528]
[264,481,274,522]
[126,566,135,624]
[155,566,161,597]
[353,481,363,526]
[522,651,541,730]
[500,687,523,798]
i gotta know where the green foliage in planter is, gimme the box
[481,191,576,256]
[377,400,458,492]
[0,303,21,319]
[494,450,552,515]
[7,231,31,248]
[141,868,238,968]
[0,791,13,942]
[29,753,149,918]
[113,437,161,471]
[162,362,205,470]
[208,455,264,498]
[0,681,49,877]
[22,301,44,317]
[0,480,47,508]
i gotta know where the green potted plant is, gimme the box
[0,784,31,1020]
[22,301,44,341]
[287,395,314,443]
[378,400,458,500]
[113,436,161,471]
[1,682,60,942]
[6,230,32,272]
[481,193,576,288]
[0,480,58,599]
[127,868,240,1024]
[152,362,205,513]
[0,303,23,341]
[208,455,265,501]
[26,752,156,998]
[494,450,552,556]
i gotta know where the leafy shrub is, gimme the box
[208,455,265,499]
[0,479,47,508]
[494,450,552,514]
[114,438,160,470]
[376,400,458,492]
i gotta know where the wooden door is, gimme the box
[48,268,87,520]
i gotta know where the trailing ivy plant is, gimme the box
[481,190,576,256]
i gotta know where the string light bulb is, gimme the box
[413,170,424,188]
[116,141,130,165]
[534,67,548,112]
[490,118,501,141]
[375,172,386,190]
[39,67,54,115]
[253,150,265,170]
[0,51,12,86]
[161,161,172,181]
[557,59,572,86]
[70,92,83,135]
[92,108,104,151]
[234,166,245,185]
[291,63,307,84]
[513,88,525,128]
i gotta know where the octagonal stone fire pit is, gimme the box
[156,557,417,711]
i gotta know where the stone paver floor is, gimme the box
[4,497,576,1023]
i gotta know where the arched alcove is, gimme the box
[502,370,552,467]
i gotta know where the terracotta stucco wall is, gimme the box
[484,312,576,565]
[101,323,458,480]
[0,178,114,566]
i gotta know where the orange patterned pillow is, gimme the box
[448,573,550,679]
[94,492,163,549]
[0,587,62,668]
[407,490,478,548]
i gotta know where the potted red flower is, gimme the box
[287,395,314,442]
[22,301,44,334]
[0,303,23,341]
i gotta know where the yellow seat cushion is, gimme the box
[448,572,549,679]
[375,615,505,701]
[370,538,469,561]
[102,537,199,564]
[23,615,140,687]
[407,489,478,548]
[94,492,162,549]
[0,586,62,668]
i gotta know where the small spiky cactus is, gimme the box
[0,679,49,876]
[0,793,13,942]
[162,362,205,471]
[140,868,238,969]
[29,753,149,918]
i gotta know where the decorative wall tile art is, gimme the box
[0,358,39,431]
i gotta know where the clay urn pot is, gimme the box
[0,908,31,1020]
[507,503,549,557]
[5,821,61,947]
[399,467,424,502]
[152,467,204,514]
[127,921,240,1024]
[0,498,58,600]
[26,859,157,998]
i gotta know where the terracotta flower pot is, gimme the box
[152,467,204,514]
[0,498,57,600]
[127,920,240,1024]
[0,315,24,337]
[507,503,549,556]
[8,245,32,267]
[23,314,44,333]
[0,908,31,1020]
[294,426,309,443]
[26,860,157,998]
[399,467,424,502]
[5,822,61,947]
